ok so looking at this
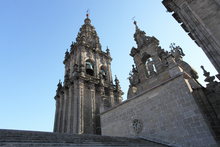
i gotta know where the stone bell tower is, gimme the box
[53,13,123,135]
[128,21,200,99]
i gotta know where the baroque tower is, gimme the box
[127,21,200,99]
[101,21,219,146]
[53,14,123,135]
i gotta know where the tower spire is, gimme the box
[132,20,148,48]
[84,9,91,24]
[134,21,138,31]
[132,17,138,30]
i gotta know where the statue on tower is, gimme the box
[170,43,185,61]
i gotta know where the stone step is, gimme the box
[0,136,149,144]
[0,129,169,147]
[0,143,145,147]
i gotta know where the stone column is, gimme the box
[67,83,74,133]
[78,79,84,134]
[109,89,115,106]
[63,86,69,133]
[72,81,78,133]
[94,53,98,78]
[90,84,96,133]
[59,92,64,133]
[61,89,67,133]
[99,86,109,113]
[57,95,62,132]
[79,47,85,77]
[107,60,113,83]
[53,96,59,132]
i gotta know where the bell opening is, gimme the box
[86,60,94,76]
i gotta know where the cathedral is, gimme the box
[53,10,220,146]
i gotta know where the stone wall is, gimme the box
[0,129,169,147]
[163,0,220,73]
[101,74,218,147]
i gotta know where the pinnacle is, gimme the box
[84,11,91,24]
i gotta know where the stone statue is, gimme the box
[157,47,169,67]
[201,65,215,84]
[99,71,104,86]
[170,43,185,61]
[128,65,140,86]
[64,49,70,60]
[57,80,62,92]
[146,59,156,76]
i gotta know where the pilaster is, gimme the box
[72,81,79,133]
[78,79,84,134]
[90,83,96,133]
[67,83,74,133]
[59,92,64,133]
[53,96,59,132]
[57,95,62,132]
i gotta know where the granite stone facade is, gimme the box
[162,0,220,74]
[53,8,220,146]
[100,22,219,146]
[101,75,218,147]
[53,14,123,135]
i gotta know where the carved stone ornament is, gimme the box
[132,119,143,134]
[130,47,138,57]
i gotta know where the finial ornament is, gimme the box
[201,65,209,76]
[170,43,185,60]
[132,16,138,29]
[201,65,215,84]
[57,79,62,88]
[114,75,119,88]
[132,16,136,22]
[86,9,90,18]
[169,43,176,49]
[106,46,110,54]
[84,9,91,24]
[115,75,118,80]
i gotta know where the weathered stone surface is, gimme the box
[99,19,219,147]
[0,129,168,147]
[162,0,220,73]
[50,7,220,147]
[53,15,123,135]
[101,75,218,147]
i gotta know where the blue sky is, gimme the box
[0,0,218,132]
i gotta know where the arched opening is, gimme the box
[100,66,107,80]
[85,60,94,76]
[141,53,157,76]
[145,57,157,76]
